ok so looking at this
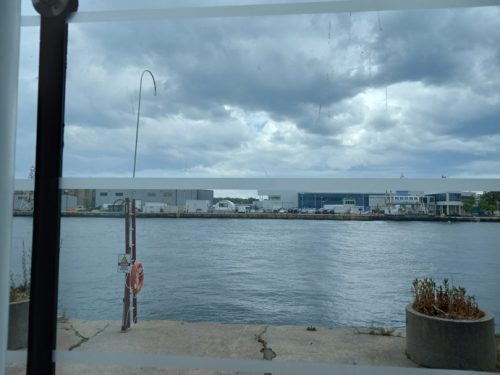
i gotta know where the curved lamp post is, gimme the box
[133,70,157,178]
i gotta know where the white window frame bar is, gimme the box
[20,0,500,26]
[0,1,21,373]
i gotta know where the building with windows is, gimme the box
[256,189,465,215]
[255,191,298,211]
[426,192,464,216]
[298,192,372,211]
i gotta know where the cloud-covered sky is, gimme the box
[16,0,500,179]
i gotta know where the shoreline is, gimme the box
[13,210,500,222]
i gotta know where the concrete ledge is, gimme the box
[8,300,29,350]
[406,304,496,371]
[6,319,500,374]
[53,320,416,367]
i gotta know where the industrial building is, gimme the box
[12,185,465,216]
[298,192,372,211]
[426,192,464,216]
[95,189,213,211]
[12,189,214,212]
[257,190,464,215]
[186,200,211,213]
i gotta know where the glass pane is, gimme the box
[16,2,500,373]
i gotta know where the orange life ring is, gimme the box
[130,261,144,294]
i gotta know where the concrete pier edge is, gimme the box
[7,319,500,374]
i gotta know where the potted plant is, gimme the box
[8,245,30,350]
[406,278,496,371]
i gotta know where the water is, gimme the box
[10,217,500,329]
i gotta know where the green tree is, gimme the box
[479,191,500,213]
[462,196,475,213]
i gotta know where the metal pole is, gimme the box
[0,1,21,372]
[121,198,131,331]
[28,1,78,373]
[131,199,138,323]
[132,70,157,178]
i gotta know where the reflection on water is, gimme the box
[10,217,500,328]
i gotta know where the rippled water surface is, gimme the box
[10,217,500,328]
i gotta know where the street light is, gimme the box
[133,70,157,178]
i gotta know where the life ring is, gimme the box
[130,261,144,294]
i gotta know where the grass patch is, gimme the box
[368,326,396,336]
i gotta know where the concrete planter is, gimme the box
[8,299,29,350]
[406,304,496,371]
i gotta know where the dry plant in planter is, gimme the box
[406,278,496,371]
[412,278,483,320]
[10,241,31,302]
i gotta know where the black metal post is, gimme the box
[28,1,78,374]
[122,199,131,331]
[131,199,138,323]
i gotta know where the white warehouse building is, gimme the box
[95,189,213,211]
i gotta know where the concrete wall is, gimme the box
[8,300,29,350]
[143,202,168,213]
[186,200,210,213]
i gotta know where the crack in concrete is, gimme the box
[255,326,276,361]
[255,326,268,348]
[68,323,110,351]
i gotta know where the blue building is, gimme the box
[298,192,373,211]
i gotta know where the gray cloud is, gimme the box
[15,3,500,179]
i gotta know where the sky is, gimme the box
[15,0,500,181]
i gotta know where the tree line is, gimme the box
[478,191,500,213]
